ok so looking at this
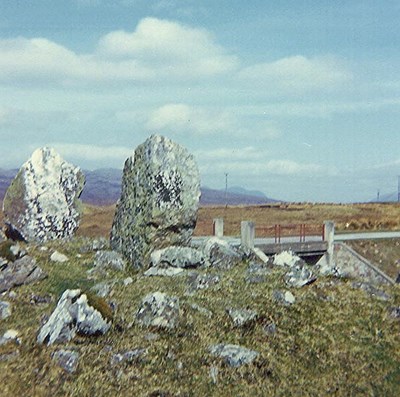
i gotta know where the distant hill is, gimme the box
[0,168,278,206]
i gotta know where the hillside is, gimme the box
[0,168,277,206]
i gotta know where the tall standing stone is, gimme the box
[2,147,85,243]
[110,135,200,268]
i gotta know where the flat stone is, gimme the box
[284,265,316,288]
[144,266,185,277]
[110,135,200,268]
[201,237,242,270]
[273,251,305,268]
[135,292,180,330]
[150,246,207,269]
[209,344,259,367]
[52,349,80,373]
[3,147,85,243]
[0,256,46,293]
[110,348,147,366]
[227,308,257,327]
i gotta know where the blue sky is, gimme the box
[1,0,399,202]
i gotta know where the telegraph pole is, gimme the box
[224,173,228,208]
[377,189,380,202]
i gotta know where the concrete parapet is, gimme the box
[241,221,255,249]
[213,218,224,238]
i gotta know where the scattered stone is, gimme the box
[263,322,277,336]
[0,329,20,345]
[209,344,259,367]
[351,282,391,301]
[92,250,126,272]
[123,277,133,286]
[29,294,53,306]
[91,281,114,298]
[150,246,207,269]
[144,266,185,277]
[284,266,316,288]
[9,244,26,259]
[273,251,306,268]
[0,300,11,319]
[189,303,213,318]
[388,307,400,319]
[144,332,159,341]
[135,292,180,330]
[201,237,242,270]
[0,256,47,293]
[272,290,296,306]
[110,135,201,268]
[39,246,49,252]
[209,365,218,384]
[50,251,69,263]
[110,348,147,366]
[3,147,85,243]
[79,237,109,254]
[187,272,220,293]
[227,308,257,327]
[37,289,112,345]
[52,349,80,373]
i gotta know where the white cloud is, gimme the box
[195,147,266,162]
[239,55,351,93]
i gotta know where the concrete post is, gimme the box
[213,218,224,237]
[324,220,335,268]
[241,221,255,249]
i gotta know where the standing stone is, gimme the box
[110,135,200,268]
[2,147,85,243]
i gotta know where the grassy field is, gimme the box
[0,237,399,396]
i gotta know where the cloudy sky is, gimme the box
[1,0,399,202]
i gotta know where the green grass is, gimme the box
[0,238,399,396]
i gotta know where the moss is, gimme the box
[2,169,26,222]
[83,291,114,323]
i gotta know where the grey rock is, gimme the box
[189,303,213,318]
[123,277,133,286]
[150,246,207,269]
[0,256,46,293]
[209,344,259,367]
[110,348,147,366]
[0,329,20,345]
[91,281,114,298]
[10,244,27,259]
[263,322,277,336]
[144,266,185,277]
[227,308,257,327]
[37,289,111,345]
[351,282,391,301]
[92,250,126,271]
[272,290,296,306]
[3,147,85,243]
[0,300,11,319]
[50,251,69,263]
[110,135,200,268]
[245,262,272,284]
[284,265,316,288]
[52,349,80,373]
[201,237,242,270]
[78,237,108,253]
[389,306,400,319]
[135,292,180,329]
[209,365,218,384]
[187,272,220,293]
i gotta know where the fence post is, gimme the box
[213,218,224,237]
[323,221,335,268]
[241,221,255,249]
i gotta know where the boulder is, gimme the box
[0,256,46,293]
[201,237,242,270]
[110,135,200,268]
[209,344,259,367]
[150,246,206,269]
[273,250,305,268]
[37,289,112,345]
[135,292,180,329]
[2,147,85,243]
[284,266,316,288]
